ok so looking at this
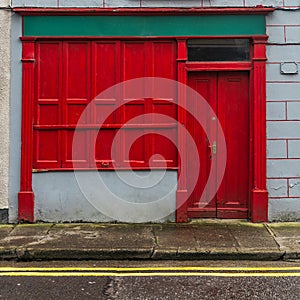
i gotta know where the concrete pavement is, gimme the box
[0,220,299,261]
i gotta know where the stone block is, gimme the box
[286,26,300,43]
[267,10,300,26]
[268,121,300,138]
[267,179,288,197]
[105,0,141,7]
[0,0,10,7]
[59,0,102,7]
[267,63,300,82]
[267,159,300,177]
[267,101,286,120]
[267,45,300,62]
[266,26,285,43]
[288,140,300,158]
[287,102,300,120]
[141,0,201,7]
[202,0,244,7]
[246,0,283,7]
[289,178,300,197]
[12,0,58,7]
[267,139,287,158]
[267,82,300,101]
[284,0,300,6]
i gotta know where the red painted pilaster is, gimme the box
[251,36,268,222]
[176,39,188,222]
[18,38,36,222]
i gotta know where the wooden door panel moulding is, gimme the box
[185,62,252,71]
[19,39,35,222]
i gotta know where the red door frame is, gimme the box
[176,36,268,223]
[17,10,269,223]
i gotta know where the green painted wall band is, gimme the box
[24,15,265,37]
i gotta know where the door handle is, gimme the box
[209,141,217,155]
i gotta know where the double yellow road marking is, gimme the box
[0,266,299,277]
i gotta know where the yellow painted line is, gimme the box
[0,266,299,272]
[0,272,299,277]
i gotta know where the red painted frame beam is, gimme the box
[13,7,275,16]
[251,36,268,223]
[18,38,35,222]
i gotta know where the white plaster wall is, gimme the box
[0,1,11,210]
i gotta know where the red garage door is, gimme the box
[33,40,178,170]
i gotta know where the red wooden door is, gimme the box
[187,71,250,219]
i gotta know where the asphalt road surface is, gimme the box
[0,260,299,300]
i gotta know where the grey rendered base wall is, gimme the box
[269,199,300,222]
[33,171,176,223]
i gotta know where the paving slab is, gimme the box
[228,223,279,249]
[0,222,298,261]
[267,223,300,259]
[193,225,237,248]
[24,224,155,260]
[268,223,300,238]
[0,225,14,238]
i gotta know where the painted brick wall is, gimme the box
[266,6,300,221]
[8,0,294,8]
[9,0,300,221]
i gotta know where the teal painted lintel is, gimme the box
[24,15,266,37]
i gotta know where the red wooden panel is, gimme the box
[65,42,89,100]
[95,103,116,125]
[124,130,146,166]
[37,104,59,125]
[34,131,60,168]
[62,130,89,168]
[34,42,61,168]
[123,42,146,98]
[94,42,118,98]
[217,72,249,214]
[123,102,145,123]
[152,130,177,167]
[62,42,91,167]
[95,130,117,166]
[66,104,87,125]
[153,41,176,80]
[37,42,60,100]
[187,73,217,217]
[153,101,177,122]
